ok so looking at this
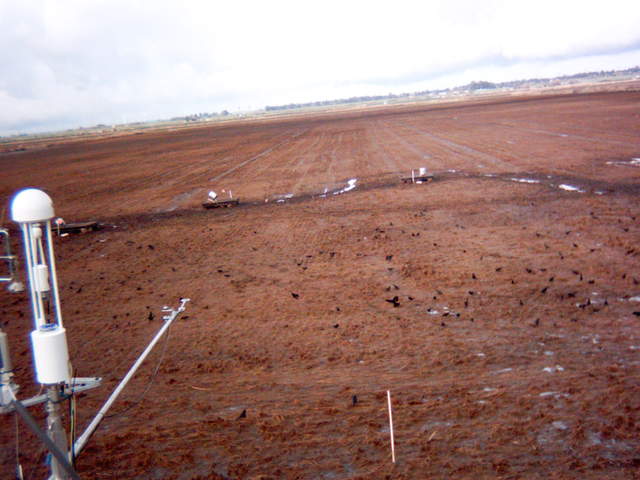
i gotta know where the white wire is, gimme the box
[15,411,24,479]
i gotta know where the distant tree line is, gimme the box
[170,110,229,122]
[264,66,640,112]
[265,93,415,111]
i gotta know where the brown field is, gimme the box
[1,88,640,479]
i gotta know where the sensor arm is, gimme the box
[73,298,189,456]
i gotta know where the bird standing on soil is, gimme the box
[385,296,400,307]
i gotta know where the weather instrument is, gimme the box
[1,188,189,479]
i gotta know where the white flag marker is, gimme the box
[387,390,396,463]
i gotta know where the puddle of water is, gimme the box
[543,365,564,373]
[274,193,294,203]
[493,367,513,375]
[317,178,358,198]
[539,391,570,399]
[510,177,541,184]
[333,178,357,195]
[606,158,640,167]
[558,184,585,193]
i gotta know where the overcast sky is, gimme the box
[1,0,640,136]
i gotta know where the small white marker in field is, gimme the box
[387,390,396,463]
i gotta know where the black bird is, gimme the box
[534,318,540,327]
[237,409,247,420]
[386,296,400,307]
[541,287,548,294]
[291,292,299,299]
[472,273,477,280]
[352,395,358,406]
[148,311,154,321]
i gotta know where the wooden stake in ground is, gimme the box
[387,390,396,463]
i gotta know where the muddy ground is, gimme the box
[1,88,640,479]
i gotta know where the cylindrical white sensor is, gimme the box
[0,331,12,373]
[30,325,70,384]
[34,264,50,292]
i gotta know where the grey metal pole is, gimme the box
[45,385,71,480]
[73,299,189,456]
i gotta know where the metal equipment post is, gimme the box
[45,386,71,480]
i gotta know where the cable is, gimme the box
[15,411,24,480]
[68,363,77,467]
[105,322,173,419]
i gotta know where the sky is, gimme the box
[1,0,640,136]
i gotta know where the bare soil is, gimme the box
[1,88,640,479]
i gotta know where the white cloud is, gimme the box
[1,0,640,135]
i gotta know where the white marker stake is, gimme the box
[387,390,396,463]
[411,169,415,184]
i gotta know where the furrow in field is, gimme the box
[367,120,405,174]
[209,128,305,183]
[289,130,327,195]
[397,120,516,173]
